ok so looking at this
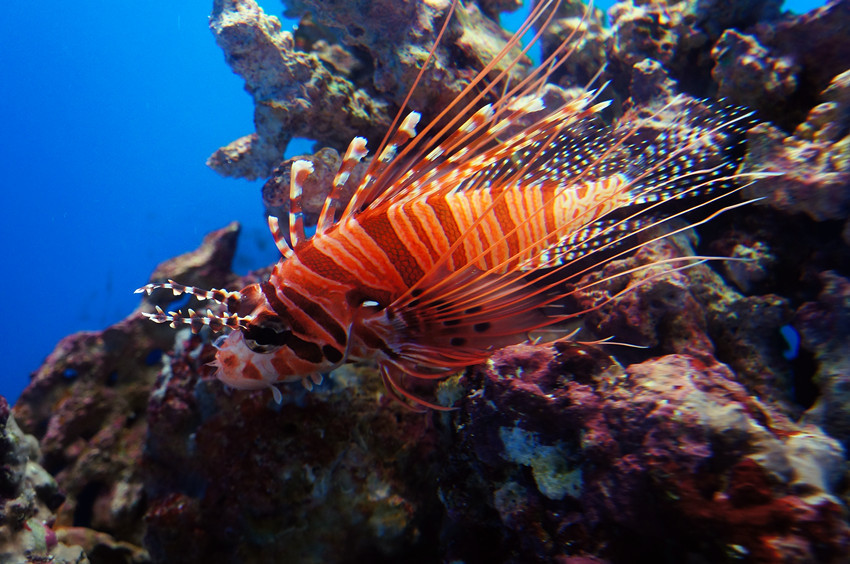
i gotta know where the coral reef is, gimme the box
[796,271,850,449]
[16,221,836,562]
[142,336,443,563]
[0,396,89,563]
[12,0,850,562]
[442,345,849,562]
[208,0,528,179]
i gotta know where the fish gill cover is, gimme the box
[3,0,850,563]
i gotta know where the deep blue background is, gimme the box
[0,0,825,403]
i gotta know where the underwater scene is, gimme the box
[2,0,849,562]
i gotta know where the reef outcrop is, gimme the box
[207,0,529,180]
[12,224,245,563]
[0,396,89,563]
[443,346,849,562]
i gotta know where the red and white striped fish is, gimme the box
[137,0,758,409]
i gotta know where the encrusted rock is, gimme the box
[569,225,797,407]
[207,0,391,180]
[261,147,369,232]
[0,396,89,564]
[711,29,799,113]
[757,0,850,101]
[143,335,443,562]
[209,0,529,180]
[538,0,608,89]
[442,345,849,562]
[12,223,245,560]
[743,69,850,222]
[797,271,850,449]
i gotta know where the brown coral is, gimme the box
[208,0,529,180]
[206,0,392,180]
[743,69,850,222]
[711,29,799,112]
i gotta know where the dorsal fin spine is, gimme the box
[385,92,606,212]
[317,137,369,234]
[377,112,421,164]
[267,215,294,259]
[335,1,596,226]
[342,112,421,219]
[347,0,565,217]
[289,160,313,248]
[390,94,698,309]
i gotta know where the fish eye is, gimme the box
[244,318,290,353]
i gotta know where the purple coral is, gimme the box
[443,346,849,562]
[795,271,850,449]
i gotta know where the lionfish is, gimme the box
[137,0,758,409]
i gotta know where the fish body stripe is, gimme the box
[503,187,538,265]
[278,285,348,347]
[286,176,633,313]
[285,177,626,303]
[424,196,467,269]
[490,192,520,267]
[313,223,396,292]
[260,278,349,363]
[295,221,404,296]
[387,201,438,273]
[357,211,425,287]
[397,181,631,275]
[295,242,364,288]
[404,201,443,266]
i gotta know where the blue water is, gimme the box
[0,0,826,403]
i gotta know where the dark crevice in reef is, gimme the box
[74,481,104,528]
[790,346,819,410]
[702,209,848,305]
